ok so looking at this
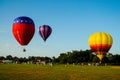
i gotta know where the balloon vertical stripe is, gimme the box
[39,26,45,40]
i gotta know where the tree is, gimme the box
[6,55,13,60]
[44,56,52,63]
[58,53,68,64]
[57,49,94,64]
[52,56,59,63]
[92,56,99,63]
[28,56,36,63]
[13,56,19,62]
[0,56,5,60]
[102,56,109,63]
[112,54,120,65]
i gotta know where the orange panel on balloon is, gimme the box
[90,44,112,54]
[92,51,108,55]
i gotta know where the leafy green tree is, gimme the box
[28,56,36,63]
[0,56,5,60]
[52,56,60,63]
[13,56,19,62]
[6,55,13,60]
[92,56,99,63]
[102,56,109,63]
[58,53,68,64]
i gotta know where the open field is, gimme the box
[0,64,119,80]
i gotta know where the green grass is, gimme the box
[0,64,119,80]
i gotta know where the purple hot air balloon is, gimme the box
[39,25,52,42]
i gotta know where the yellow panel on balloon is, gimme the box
[88,32,113,46]
[88,32,113,55]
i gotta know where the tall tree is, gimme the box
[6,55,13,60]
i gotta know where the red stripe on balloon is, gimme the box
[12,24,35,45]
[90,44,112,54]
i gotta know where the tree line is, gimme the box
[0,49,120,65]
[53,50,120,65]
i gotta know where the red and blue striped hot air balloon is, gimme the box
[39,25,52,42]
[12,16,35,52]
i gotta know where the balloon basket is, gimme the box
[23,48,26,52]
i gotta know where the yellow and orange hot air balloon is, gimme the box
[88,32,113,63]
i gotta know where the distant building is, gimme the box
[1,60,13,64]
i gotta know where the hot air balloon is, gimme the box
[88,32,113,63]
[39,25,52,42]
[12,16,35,52]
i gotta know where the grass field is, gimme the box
[0,64,119,80]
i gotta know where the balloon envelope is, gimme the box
[39,25,52,41]
[88,32,113,62]
[12,16,35,46]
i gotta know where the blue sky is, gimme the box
[0,0,120,57]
